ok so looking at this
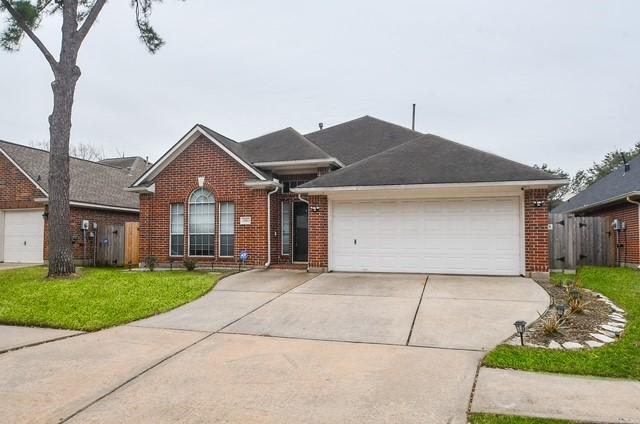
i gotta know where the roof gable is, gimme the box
[241,128,333,163]
[0,140,140,209]
[552,156,640,213]
[297,134,564,189]
[304,116,421,165]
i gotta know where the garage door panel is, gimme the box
[331,198,521,275]
[3,210,44,263]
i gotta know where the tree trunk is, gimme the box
[47,70,79,277]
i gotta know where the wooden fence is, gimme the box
[95,222,139,267]
[549,213,615,270]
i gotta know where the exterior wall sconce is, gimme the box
[532,200,545,208]
[514,320,527,346]
[42,212,49,219]
[310,206,321,212]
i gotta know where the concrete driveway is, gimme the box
[0,269,549,424]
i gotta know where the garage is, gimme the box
[1,210,45,263]
[330,197,522,275]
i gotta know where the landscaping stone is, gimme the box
[585,340,604,348]
[610,315,626,323]
[590,333,615,343]
[607,321,625,328]
[548,340,562,349]
[598,329,616,338]
[610,305,625,313]
[561,342,583,349]
[600,324,622,335]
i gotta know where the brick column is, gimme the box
[308,195,328,271]
[524,189,550,280]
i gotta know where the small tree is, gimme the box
[570,142,640,193]
[533,163,570,210]
[1,1,172,276]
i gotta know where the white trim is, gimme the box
[292,179,569,193]
[244,180,282,189]
[218,201,235,258]
[125,183,155,193]
[131,125,267,187]
[33,198,140,213]
[519,191,526,276]
[0,146,48,197]
[253,158,344,168]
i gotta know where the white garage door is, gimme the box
[3,210,45,263]
[330,197,521,275]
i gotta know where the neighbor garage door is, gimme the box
[3,210,45,263]
[330,197,521,275]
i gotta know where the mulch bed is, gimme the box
[522,280,614,346]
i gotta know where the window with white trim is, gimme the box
[170,203,184,256]
[219,202,235,257]
[189,188,215,256]
[281,202,291,255]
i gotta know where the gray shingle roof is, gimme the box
[552,156,640,214]
[298,134,563,189]
[98,156,151,176]
[0,140,140,209]
[304,116,421,165]
[241,128,333,163]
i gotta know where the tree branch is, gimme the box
[0,0,58,70]
[75,0,106,45]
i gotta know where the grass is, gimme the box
[469,413,576,423]
[0,266,227,331]
[483,266,640,380]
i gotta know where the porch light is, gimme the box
[514,320,527,346]
[532,200,545,208]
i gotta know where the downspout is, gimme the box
[264,186,280,268]
[626,196,640,268]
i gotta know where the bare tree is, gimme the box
[1,1,172,276]
[30,140,105,161]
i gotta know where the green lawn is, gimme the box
[483,266,640,380]
[469,413,576,423]
[0,266,227,331]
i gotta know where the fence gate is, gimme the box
[124,222,140,267]
[96,224,125,266]
[549,213,615,270]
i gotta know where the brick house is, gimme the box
[130,116,565,280]
[0,140,145,264]
[552,157,640,267]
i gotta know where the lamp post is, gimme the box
[514,320,527,346]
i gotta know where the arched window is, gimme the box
[189,188,215,256]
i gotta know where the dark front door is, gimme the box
[293,202,308,262]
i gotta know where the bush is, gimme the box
[183,259,197,271]
[145,255,158,271]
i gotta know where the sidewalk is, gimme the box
[471,367,640,423]
[0,324,82,353]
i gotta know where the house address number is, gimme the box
[240,216,252,225]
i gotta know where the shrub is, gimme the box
[568,296,591,315]
[183,259,197,271]
[539,311,564,335]
[145,255,158,271]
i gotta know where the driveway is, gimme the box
[0,269,549,423]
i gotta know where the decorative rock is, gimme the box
[585,340,604,348]
[610,317,627,324]
[607,321,625,328]
[562,342,583,349]
[590,333,615,343]
[548,340,562,349]
[610,305,625,313]
[598,329,616,338]
[600,324,622,335]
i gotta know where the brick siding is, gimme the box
[0,153,44,209]
[524,189,551,275]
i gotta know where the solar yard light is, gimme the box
[514,320,527,346]
[556,303,566,318]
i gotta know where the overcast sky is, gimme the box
[1,0,638,175]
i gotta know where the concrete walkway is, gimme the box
[0,262,41,270]
[0,325,82,353]
[472,367,640,423]
[0,270,549,423]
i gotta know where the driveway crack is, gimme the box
[406,274,429,346]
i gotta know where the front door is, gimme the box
[293,202,308,262]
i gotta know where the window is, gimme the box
[219,202,235,257]
[170,203,184,256]
[281,202,291,255]
[189,188,215,256]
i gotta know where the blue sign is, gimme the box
[239,250,249,263]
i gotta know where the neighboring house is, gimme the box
[130,116,565,279]
[552,157,640,267]
[0,140,145,264]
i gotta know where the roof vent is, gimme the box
[621,152,630,173]
[318,122,323,130]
